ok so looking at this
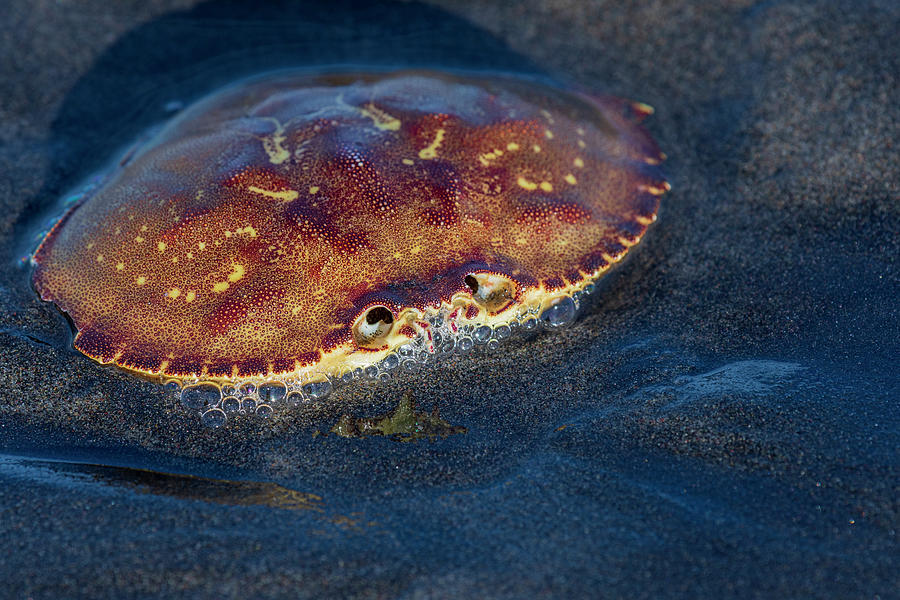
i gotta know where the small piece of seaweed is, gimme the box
[328,393,466,442]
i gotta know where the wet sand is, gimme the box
[0,1,897,598]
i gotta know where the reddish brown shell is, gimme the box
[32,70,668,383]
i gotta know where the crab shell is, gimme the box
[32,70,668,385]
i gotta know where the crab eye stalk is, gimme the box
[464,274,479,295]
[465,272,517,314]
[353,306,395,349]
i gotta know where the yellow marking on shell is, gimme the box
[633,102,655,115]
[544,129,554,139]
[358,102,401,131]
[618,236,637,247]
[197,242,206,250]
[539,181,553,192]
[260,117,290,165]
[410,245,422,255]
[227,263,246,283]
[185,291,196,303]
[517,177,538,191]
[157,242,167,252]
[95,254,104,263]
[234,225,258,237]
[636,214,656,225]
[532,144,541,153]
[211,263,246,294]
[402,159,414,166]
[639,183,671,195]
[167,287,181,299]
[576,127,586,136]
[186,252,194,259]
[489,237,504,247]
[574,157,584,168]
[309,186,319,194]
[114,227,121,235]
[507,142,520,151]
[515,237,529,246]
[115,262,124,271]
[393,252,402,259]
[564,173,578,185]
[135,276,147,285]
[248,185,299,202]
[418,128,445,160]
[577,139,586,148]
[477,148,504,166]
[134,236,145,243]
[140,225,148,232]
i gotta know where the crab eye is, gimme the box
[353,305,395,348]
[464,272,516,314]
[464,274,479,295]
[365,306,393,326]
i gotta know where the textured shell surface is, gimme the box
[32,70,668,391]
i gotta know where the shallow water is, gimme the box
[1,1,897,598]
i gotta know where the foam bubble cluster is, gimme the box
[180,286,594,427]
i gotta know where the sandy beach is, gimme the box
[0,1,896,598]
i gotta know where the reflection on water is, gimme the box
[637,360,806,410]
[0,454,322,512]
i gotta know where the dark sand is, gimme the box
[0,1,897,598]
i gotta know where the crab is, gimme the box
[32,70,668,424]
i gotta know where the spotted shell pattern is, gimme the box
[32,71,668,387]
